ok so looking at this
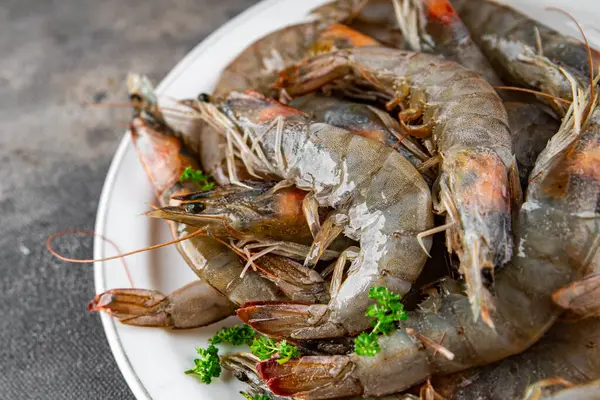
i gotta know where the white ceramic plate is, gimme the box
[94,1,600,399]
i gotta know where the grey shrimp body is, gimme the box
[200,92,433,338]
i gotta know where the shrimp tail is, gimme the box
[257,356,361,399]
[236,302,345,339]
[553,273,600,318]
[88,281,235,329]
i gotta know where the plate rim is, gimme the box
[93,1,285,398]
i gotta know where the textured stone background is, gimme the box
[0,0,257,398]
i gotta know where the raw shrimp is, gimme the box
[155,93,437,264]
[197,90,433,339]
[393,0,502,85]
[451,0,600,80]
[275,47,517,325]
[212,24,378,101]
[432,318,600,399]
[89,74,236,328]
[255,84,600,399]
[90,75,335,328]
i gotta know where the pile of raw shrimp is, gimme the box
[86,0,600,398]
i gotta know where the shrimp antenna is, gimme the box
[83,102,138,108]
[46,230,135,287]
[493,86,572,104]
[545,7,595,107]
[47,226,207,264]
[83,101,200,119]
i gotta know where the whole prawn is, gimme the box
[271,46,518,325]
[197,91,434,339]
[90,75,335,327]
[255,81,600,399]
[89,75,237,328]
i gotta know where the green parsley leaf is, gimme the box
[354,332,380,357]
[250,336,300,364]
[210,324,256,346]
[184,344,221,384]
[354,286,407,357]
[180,167,215,191]
[240,392,271,400]
[250,336,277,361]
[275,340,300,365]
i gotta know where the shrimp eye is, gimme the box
[184,203,206,214]
[129,93,143,103]
[233,371,249,382]
[197,93,212,103]
[481,267,494,285]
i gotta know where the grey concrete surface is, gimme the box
[0,0,258,398]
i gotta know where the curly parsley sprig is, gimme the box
[210,324,256,346]
[184,344,221,384]
[250,336,300,364]
[180,166,215,191]
[185,325,254,384]
[354,286,407,357]
[186,324,299,385]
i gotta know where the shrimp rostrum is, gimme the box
[255,81,600,399]
[272,47,517,326]
[196,91,433,339]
